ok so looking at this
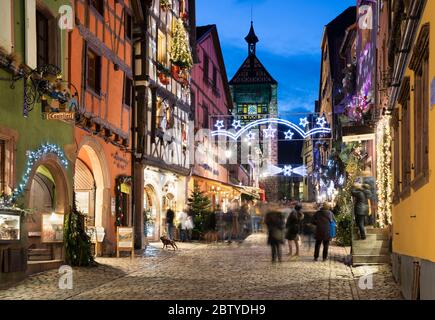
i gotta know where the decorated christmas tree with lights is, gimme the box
[170,18,193,69]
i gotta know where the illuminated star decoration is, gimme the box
[316,116,327,128]
[299,117,309,128]
[232,120,242,130]
[283,165,293,176]
[246,131,256,141]
[284,130,294,140]
[214,120,225,130]
[263,126,276,138]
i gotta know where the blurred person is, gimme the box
[177,209,188,242]
[312,202,335,261]
[166,208,175,240]
[351,183,372,240]
[224,207,234,243]
[215,204,225,241]
[285,203,304,256]
[185,213,194,241]
[265,204,285,263]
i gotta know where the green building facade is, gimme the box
[0,0,74,286]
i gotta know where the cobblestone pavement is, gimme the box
[0,233,402,300]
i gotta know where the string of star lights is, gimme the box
[211,117,331,140]
[13,143,69,199]
[376,115,392,227]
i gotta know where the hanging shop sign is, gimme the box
[41,213,64,243]
[120,183,131,194]
[0,211,21,242]
[42,111,75,121]
[116,226,134,258]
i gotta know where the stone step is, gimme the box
[353,233,389,241]
[352,254,391,265]
[353,239,389,249]
[352,246,390,256]
[365,228,388,235]
[28,249,52,261]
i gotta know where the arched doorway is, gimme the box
[144,185,159,241]
[27,158,69,262]
[74,140,110,231]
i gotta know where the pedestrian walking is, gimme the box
[166,208,175,240]
[177,209,188,242]
[237,204,249,241]
[225,208,235,243]
[215,205,225,241]
[285,204,304,257]
[185,213,194,241]
[265,205,285,263]
[351,183,372,240]
[312,202,335,261]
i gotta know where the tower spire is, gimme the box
[245,21,259,55]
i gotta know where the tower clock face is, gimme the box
[248,105,257,115]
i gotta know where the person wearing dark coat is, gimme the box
[285,204,304,256]
[166,209,175,240]
[351,183,372,240]
[265,207,285,263]
[312,202,334,261]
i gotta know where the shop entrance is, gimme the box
[74,144,109,230]
[27,161,68,262]
[144,185,159,241]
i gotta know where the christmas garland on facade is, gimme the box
[376,115,393,227]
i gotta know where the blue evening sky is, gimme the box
[196,0,356,120]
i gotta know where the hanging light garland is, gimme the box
[376,115,393,227]
[13,143,69,199]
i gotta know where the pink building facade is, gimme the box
[189,25,240,210]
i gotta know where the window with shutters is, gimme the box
[87,49,101,95]
[203,54,209,85]
[202,104,209,129]
[0,130,15,196]
[123,76,133,107]
[36,11,49,68]
[399,77,411,199]
[392,108,400,204]
[0,139,6,194]
[409,24,429,191]
[125,12,132,41]
[35,6,60,69]
[157,31,167,65]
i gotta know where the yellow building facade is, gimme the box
[391,0,435,300]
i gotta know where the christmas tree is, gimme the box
[64,192,95,266]
[187,184,211,233]
[170,18,193,69]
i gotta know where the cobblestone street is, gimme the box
[0,234,402,300]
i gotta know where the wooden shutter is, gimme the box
[25,0,37,69]
[0,0,13,54]
[399,78,411,197]
[392,108,400,203]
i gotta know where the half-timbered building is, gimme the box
[132,0,195,245]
